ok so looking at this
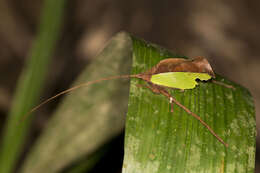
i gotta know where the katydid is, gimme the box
[21,57,234,147]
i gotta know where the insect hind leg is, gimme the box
[136,82,228,147]
[136,83,175,112]
[135,83,162,94]
[146,84,175,113]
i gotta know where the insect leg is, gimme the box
[169,97,174,113]
[150,86,229,147]
[136,83,161,94]
[212,80,235,90]
[136,83,175,112]
[147,84,175,112]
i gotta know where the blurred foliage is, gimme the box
[0,0,66,172]
[0,0,256,172]
[3,31,256,172]
[20,32,132,173]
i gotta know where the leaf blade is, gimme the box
[123,37,255,173]
[20,32,132,173]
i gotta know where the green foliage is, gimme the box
[0,4,255,172]
[20,32,255,172]
[123,37,256,173]
[20,32,132,173]
[0,0,66,173]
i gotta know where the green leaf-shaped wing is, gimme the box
[151,72,212,89]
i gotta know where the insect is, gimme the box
[23,57,234,147]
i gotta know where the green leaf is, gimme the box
[0,0,66,172]
[20,32,255,173]
[123,37,256,173]
[20,32,132,173]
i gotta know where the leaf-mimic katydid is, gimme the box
[21,57,234,147]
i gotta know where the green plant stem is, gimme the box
[0,0,66,172]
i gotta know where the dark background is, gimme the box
[0,0,259,172]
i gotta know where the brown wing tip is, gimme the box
[192,57,216,78]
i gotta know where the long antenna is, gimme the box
[20,74,138,123]
[19,72,229,147]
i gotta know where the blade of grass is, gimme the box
[0,0,66,172]
[122,37,256,173]
[20,32,132,173]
